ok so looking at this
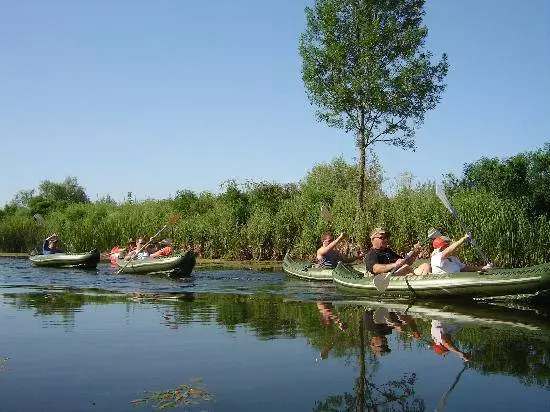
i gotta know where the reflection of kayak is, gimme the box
[29,249,100,269]
[333,261,550,299]
[333,299,550,333]
[116,251,196,277]
[283,252,365,281]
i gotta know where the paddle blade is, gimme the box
[33,214,45,225]
[167,214,181,225]
[321,205,332,222]
[435,185,456,216]
[373,273,390,292]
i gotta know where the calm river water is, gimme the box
[1,257,549,411]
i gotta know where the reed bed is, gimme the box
[1,161,549,267]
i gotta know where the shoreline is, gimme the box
[0,252,283,271]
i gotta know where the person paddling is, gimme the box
[316,232,362,269]
[124,237,150,260]
[149,238,173,258]
[42,234,64,255]
[430,234,493,274]
[364,228,430,276]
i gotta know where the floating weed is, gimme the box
[131,379,213,410]
[0,357,9,372]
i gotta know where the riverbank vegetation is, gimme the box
[1,145,549,267]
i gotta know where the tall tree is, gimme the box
[300,0,448,211]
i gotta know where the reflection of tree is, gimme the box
[458,328,550,388]
[5,289,550,390]
[4,290,126,315]
[314,311,424,412]
[3,290,127,329]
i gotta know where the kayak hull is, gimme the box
[283,252,366,281]
[29,249,101,269]
[116,251,196,277]
[333,261,550,299]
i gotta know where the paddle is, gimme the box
[33,214,45,225]
[435,185,493,266]
[373,228,441,293]
[115,214,180,275]
[321,205,332,224]
[435,364,468,412]
[30,214,45,255]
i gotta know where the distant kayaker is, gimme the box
[316,232,363,269]
[364,227,430,276]
[149,238,173,258]
[124,237,150,260]
[42,234,64,255]
[430,235,493,274]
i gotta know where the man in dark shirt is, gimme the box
[364,227,430,276]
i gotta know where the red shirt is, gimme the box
[149,246,173,258]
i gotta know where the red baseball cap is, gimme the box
[432,236,451,249]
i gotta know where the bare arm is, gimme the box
[441,235,469,259]
[372,259,405,274]
[316,233,345,260]
[441,334,471,361]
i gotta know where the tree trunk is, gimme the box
[357,312,366,412]
[357,113,366,212]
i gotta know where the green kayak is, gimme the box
[29,249,101,269]
[333,261,550,299]
[116,251,196,277]
[283,252,365,281]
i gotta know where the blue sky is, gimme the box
[1,0,549,205]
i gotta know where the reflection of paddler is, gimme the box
[316,302,347,331]
[364,307,422,355]
[364,308,394,356]
[316,302,347,360]
[431,320,471,362]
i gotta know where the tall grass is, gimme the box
[2,162,549,267]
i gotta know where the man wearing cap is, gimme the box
[149,238,173,259]
[364,227,430,276]
[431,234,492,274]
[42,233,64,255]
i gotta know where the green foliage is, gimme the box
[300,0,448,210]
[1,154,550,267]
[10,176,89,217]
[300,156,358,205]
[452,143,550,217]
[38,176,89,204]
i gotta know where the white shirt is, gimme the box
[431,320,460,344]
[431,250,466,274]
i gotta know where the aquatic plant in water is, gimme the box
[0,357,9,372]
[131,379,213,410]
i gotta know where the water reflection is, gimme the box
[315,301,347,360]
[1,285,550,410]
[364,307,421,356]
[435,364,468,412]
[431,320,471,362]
